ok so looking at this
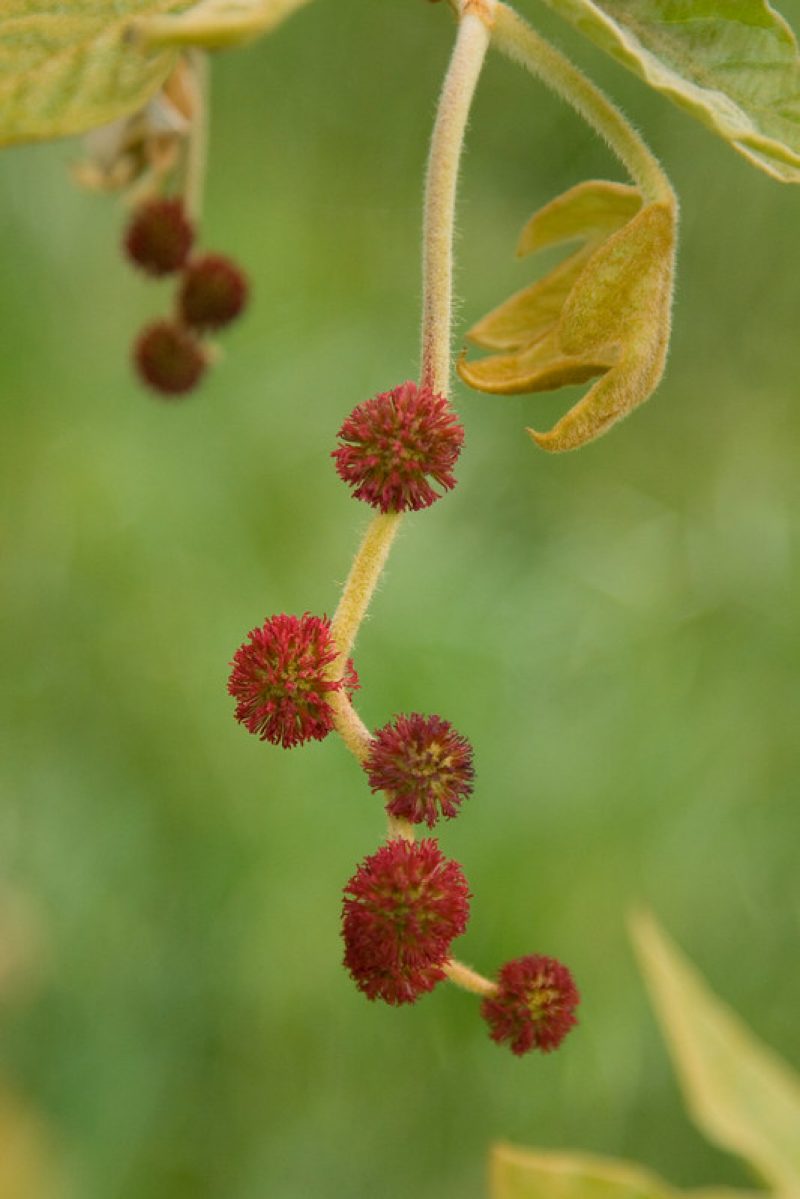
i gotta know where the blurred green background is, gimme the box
[2,1,800,1195]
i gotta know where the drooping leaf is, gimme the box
[131,0,312,49]
[458,181,677,452]
[491,1143,762,1199]
[0,0,200,147]
[540,0,800,182]
[631,911,800,1197]
[470,180,642,351]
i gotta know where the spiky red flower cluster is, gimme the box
[333,381,464,512]
[342,838,471,1004]
[124,198,249,398]
[179,254,249,331]
[134,320,207,396]
[227,613,358,748]
[124,197,195,276]
[481,955,579,1055]
[364,713,474,827]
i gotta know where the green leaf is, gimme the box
[631,911,800,1196]
[0,0,195,147]
[458,181,677,452]
[541,0,800,182]
[490,1143,761,1199]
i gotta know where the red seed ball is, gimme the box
[123,198,195,277]
[133,320,207,397]
[178,253,249,332]
[481,954,580,1055]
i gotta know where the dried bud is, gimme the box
[342,838,471,1005]
[481,954,579,1055]
[133,319,207,396]
[333,380,464,513]
[179,253,249,331]
[124,197,194,276]
[364,713,474,827]
[227,613,358,748]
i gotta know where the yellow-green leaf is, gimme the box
[541,0,800,183]
[491,1143,762,1199]
[0,0,195,147]
[631,911,800,1197]
[458,182,677,452]
[131,0,312,50]
[470,180,641,351]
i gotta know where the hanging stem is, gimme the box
[184,49,210,221]
[330,0,493,764]
[328,1,497,1003]
[421,2,493,394]
[492,3,673,205]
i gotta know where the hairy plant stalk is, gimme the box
[445,958,498,997]
[330,513,402,669]
[421,2,493,393]
[330,1,492,748]
[328,2,497,1003]
[184,50,209,221]
[492,3,673,204]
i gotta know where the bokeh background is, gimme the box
[2,1,800,1195]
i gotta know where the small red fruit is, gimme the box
[365,713,474,827]
[124,198,194,276]
[481,955,580,1055]
[332,380,464,513]
[342,838,471,1005]
[227,613,358,749]
[133,320,207,396]
[179,253,249,331]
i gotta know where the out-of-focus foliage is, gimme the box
[0,0,192,146]
[1,0,799,1197]
[491,1143,760,1199]
[492,913,800,1199]
[633,914,800,1197]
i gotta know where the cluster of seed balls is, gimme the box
[124,197,248,396]
[226,381,580,1055]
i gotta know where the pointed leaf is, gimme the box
[459,188,677,452]
[0,0,200,147]
[541,0,800,182]
[518,179,642,256]
[631,911,800,1196]
[470,181,642,351]
[459,326,614,391]
[467,250,596,351]
[491,1143,762,1199]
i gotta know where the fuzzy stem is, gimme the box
[330,513,402,668]
[328,513,400,762]
[492,3,673,204]
[329,690,372,762]
[445,958,498,998]
[184,50,210,222]
[421,4,493,394]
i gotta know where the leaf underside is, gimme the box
[631,911,800,1196]
[542,0,800,182]
[0,0,194,147]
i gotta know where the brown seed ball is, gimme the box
[124,198,195,277]
[133,320,207,397]
[179,254,249,331]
